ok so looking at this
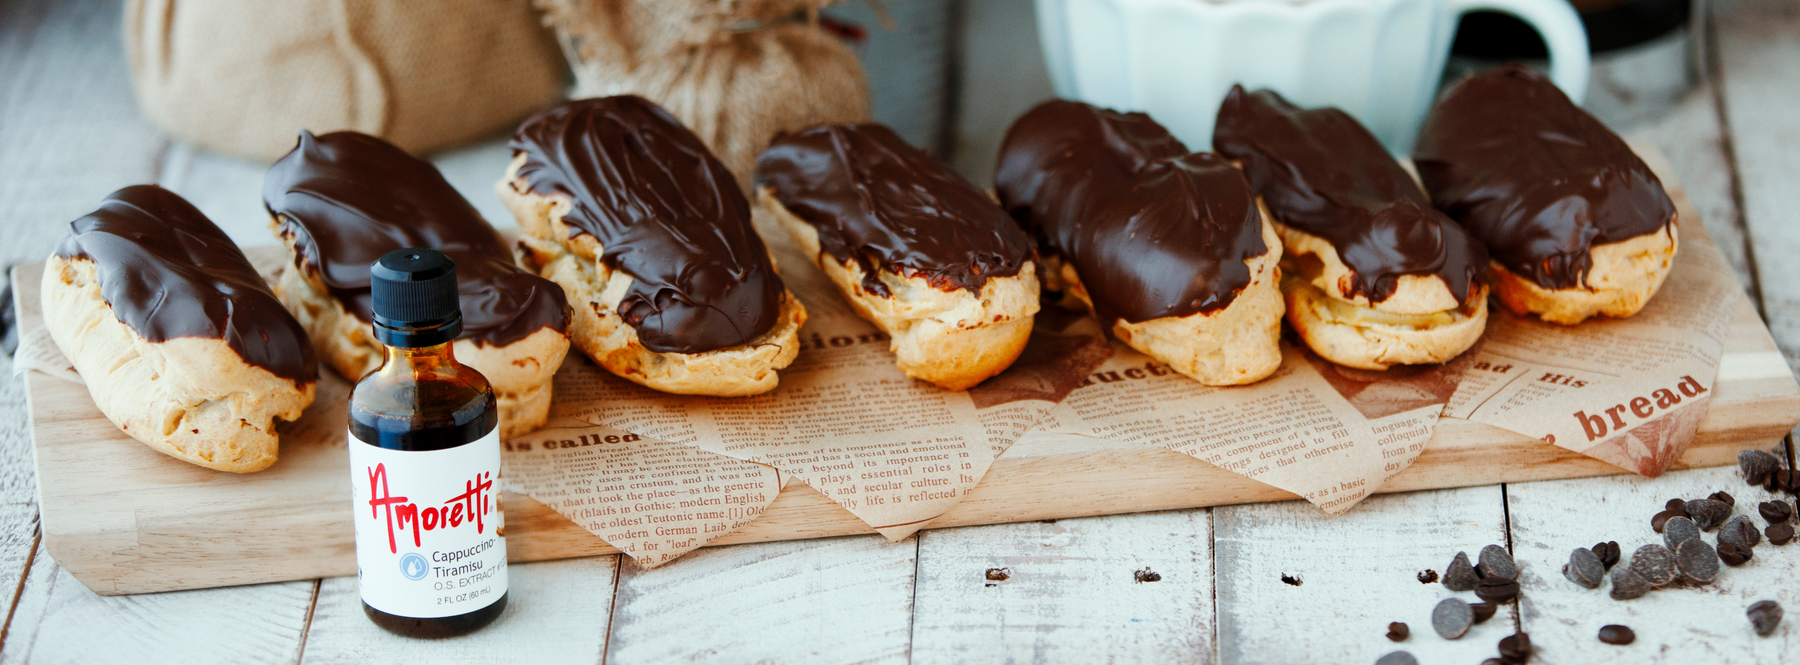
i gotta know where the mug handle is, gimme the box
[1444,0,1591,103]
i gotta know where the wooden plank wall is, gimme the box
[0,0,1796,662]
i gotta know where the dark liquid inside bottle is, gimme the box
[351,342,507,638]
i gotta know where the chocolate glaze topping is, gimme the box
[508,96,784,354]
[56,185,317,386]
[1414,64,1675,290]
[1214,86,1488,304]
[264,131,569,348]
[994,100,1268,327]
[755,124,1034,297]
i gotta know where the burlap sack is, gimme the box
[538,0,872,188]
[126,0,568,162]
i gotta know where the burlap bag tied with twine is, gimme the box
[126,0,568,162]
[538,0,873,188]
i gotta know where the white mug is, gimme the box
[1034,0,1590,153]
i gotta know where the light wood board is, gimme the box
[21,152,1800,596]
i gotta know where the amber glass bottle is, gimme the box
[348,248,508,638]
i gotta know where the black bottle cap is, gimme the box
[370,248,462,348]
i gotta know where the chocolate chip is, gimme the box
[1720,515,1762,549]
[1375,651,1419,665]
[1592,541,1621,570]
[1418,569,1438,584]
[1711,491,1736,507]
[1663,515,1701,550]
[1769,523,1795,545]
[1133,567,1160,583]
[1480,660,1506,665]
[1676,538,1720,585]
[1609,566,1651,600]
[985,567,1010,581]
[1719,542,1753,566]
[1387,621,1409,641]
[1629,544,1679,588]
[1498,632,1532,663]
[1433,597,1475,639]
[1667,497,1688,512]
[1281,573,1302,586]
[1597,624,1635,645]
[1684,499,1731,531]
[1651,508,1685,533]
[1760,500,1793,524]
[1475,577,1521,604]
[1742,449,1780,484]
[1749,600,1783,637]
[1478,544,1518,580]
[1470,601,1499,624]
[1563,547,1605,589]
[1445,551,1479,591]
[1765,473,1781,493]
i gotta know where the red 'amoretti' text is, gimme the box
[366,463,495,554]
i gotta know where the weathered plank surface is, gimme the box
[910,510,1214,664]
[604,535,916,664]
[300,557,619,665]
[1215,487,1513,664]
[0,550,315,665]
[1713,0,1800,375]
[1508,464,1799,662]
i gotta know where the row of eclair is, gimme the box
[40,64,1676,473]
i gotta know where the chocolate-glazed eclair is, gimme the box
[1215,86,1490,370]
[42,185,317,472]
[754,124,1040,390]
[496,96,806,396]
[1415,65,1678,325]
[265,131,571,439]
[996,100,1283,386]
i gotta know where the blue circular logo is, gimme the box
[399,553,429,581]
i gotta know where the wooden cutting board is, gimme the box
[24,153,1800,596]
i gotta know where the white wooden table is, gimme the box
[2,0,1797,662]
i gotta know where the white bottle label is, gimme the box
[349,428,508,618]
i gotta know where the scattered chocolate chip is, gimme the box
[1445,551,1479,591]
[1597,624,1636,645]
[1676,538,1720,585]
[1480,660,1506,665]
[1609,566,1651,600]
[1663,516,1701,550]
[1629,544,1679,588]
[1592,541,1622,570]
[1749,600,1783,637]
[1719,542,1753,566]
[1721,515,1762,549]
[1769,523,1795,546]
[1418,569,1438,584]
[1498,632,1532,663]
[1563,547,1605,589]
[1741,449,1780,484]
[1667,497,1688,512]
[1387,621,1409,642]
[1711,491,1736,507]
[1761,500,1793,524]
[1281,573,1303,586]
[1133,567,1161,583]
[1651,508,1684,533]
[1478,544,1518,580]
[1685,499,1731,531]
[1470,601,1499,624]
[1375,651,1419,665]
[985,567,1010,581]
[1476,577,1521,604]
[1433,597,1475,639]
